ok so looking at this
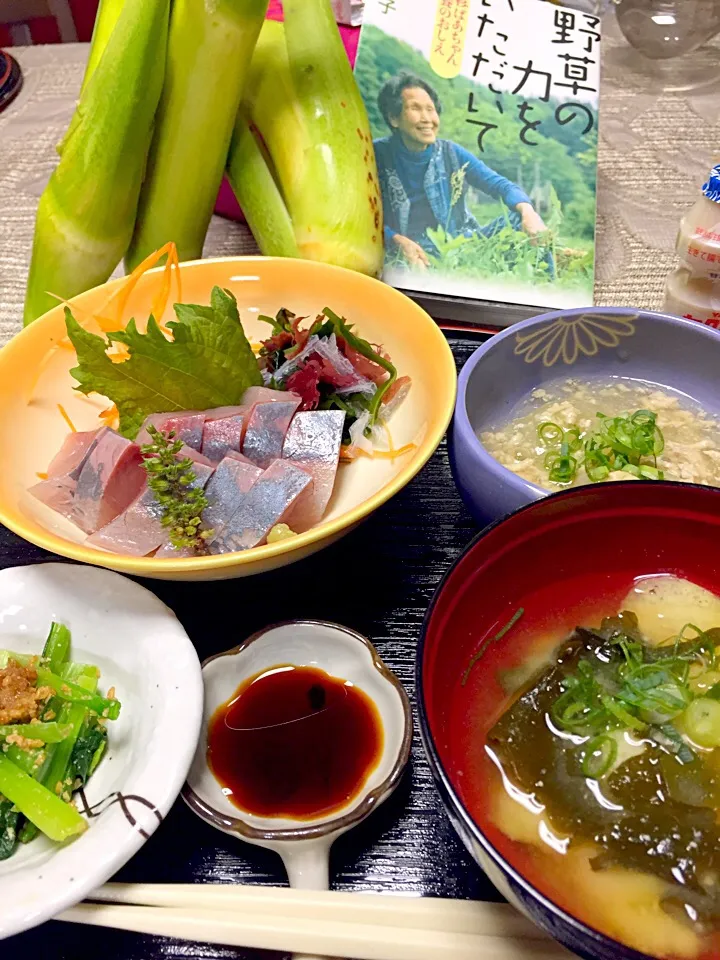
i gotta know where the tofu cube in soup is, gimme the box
[136,411,206,451]
[242,398,302,469]
[282,411,346,531]
[72,431,145,534]
[209,460,313,554]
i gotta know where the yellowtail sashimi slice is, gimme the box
[282,410,345,531]
[209,459,312,554]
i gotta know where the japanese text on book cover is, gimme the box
[354,0,601,309]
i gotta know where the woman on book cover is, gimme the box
[374,72,549,271]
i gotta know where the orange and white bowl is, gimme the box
[0,257,456,580]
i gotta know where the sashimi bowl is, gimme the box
[0,257,456,581]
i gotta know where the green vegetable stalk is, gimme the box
[20,666,99,845]
[80,0,126,94]
[23,0,171,326]
[0,755,86,843]
[231,8,383,277]
[226,111,300,259]
[126,0,270,269]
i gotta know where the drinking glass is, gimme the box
[612,0,720,90]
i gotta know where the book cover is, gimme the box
[353,0,601,314]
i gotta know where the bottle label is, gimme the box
[702,165,720,203]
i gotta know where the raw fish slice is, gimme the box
[209,460,312,555]
[89,459,214,557]
[72,431,145,534]
[226,450,255,465]
[241,386,295,407]
[181,446,213,468]
[204,405,246,420]
[47,428,107,480]
[28,475,77,522]
[202,457,263,532]
[202,415,244,462]
[136,411,206,450]
[29,427,108,522]
[282,411,345,531]
[242,398,301,469]
[157,457,263,558]
[88,485,165,556]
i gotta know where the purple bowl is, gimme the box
[450,307,720,524]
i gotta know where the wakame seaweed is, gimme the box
[487,615,720,927]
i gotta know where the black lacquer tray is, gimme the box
[5,333,502,960]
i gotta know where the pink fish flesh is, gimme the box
[136,411,206,450]
[89,457,214,556]
[209,459,313,554]
[72,431,145,534]
[242,398,301,469]
[47,428,107,480]
[241,386,295,407]
[201,415,244,462]
[28,475,77,522]
[30,427,108,521]
[282,410,345,531]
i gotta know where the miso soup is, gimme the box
[464,576,720,959]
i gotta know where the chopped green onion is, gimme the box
[461,609,525,687]
[538,421,564,445]
[545,452,578,484]
[581,735,617,779]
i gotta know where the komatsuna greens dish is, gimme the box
[0,622,120,858]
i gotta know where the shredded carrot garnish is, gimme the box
[107,342,131,364]
[36,472,48,481]
[109,241,181,334]
[99,404,120,430]
[57,404,77,433]
[356,442,416,461]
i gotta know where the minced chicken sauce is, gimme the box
[480,379,720,490]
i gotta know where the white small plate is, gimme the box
[0,562,203,940]
[184,621,412,889]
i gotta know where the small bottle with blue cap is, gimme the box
[664,163,720,329]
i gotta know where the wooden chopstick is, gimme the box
[57,902,576,960]
[89,883,546,939]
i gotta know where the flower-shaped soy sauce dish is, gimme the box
[183,621,412,892]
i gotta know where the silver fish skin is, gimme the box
[201,457,262,532]
[209,460,312,555]
[242,399,301,469]
[282,410,345,531]
[202,415,245,462]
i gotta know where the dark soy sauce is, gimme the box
[207,664,383,819]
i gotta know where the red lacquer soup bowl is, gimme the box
[417,481,720,960]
